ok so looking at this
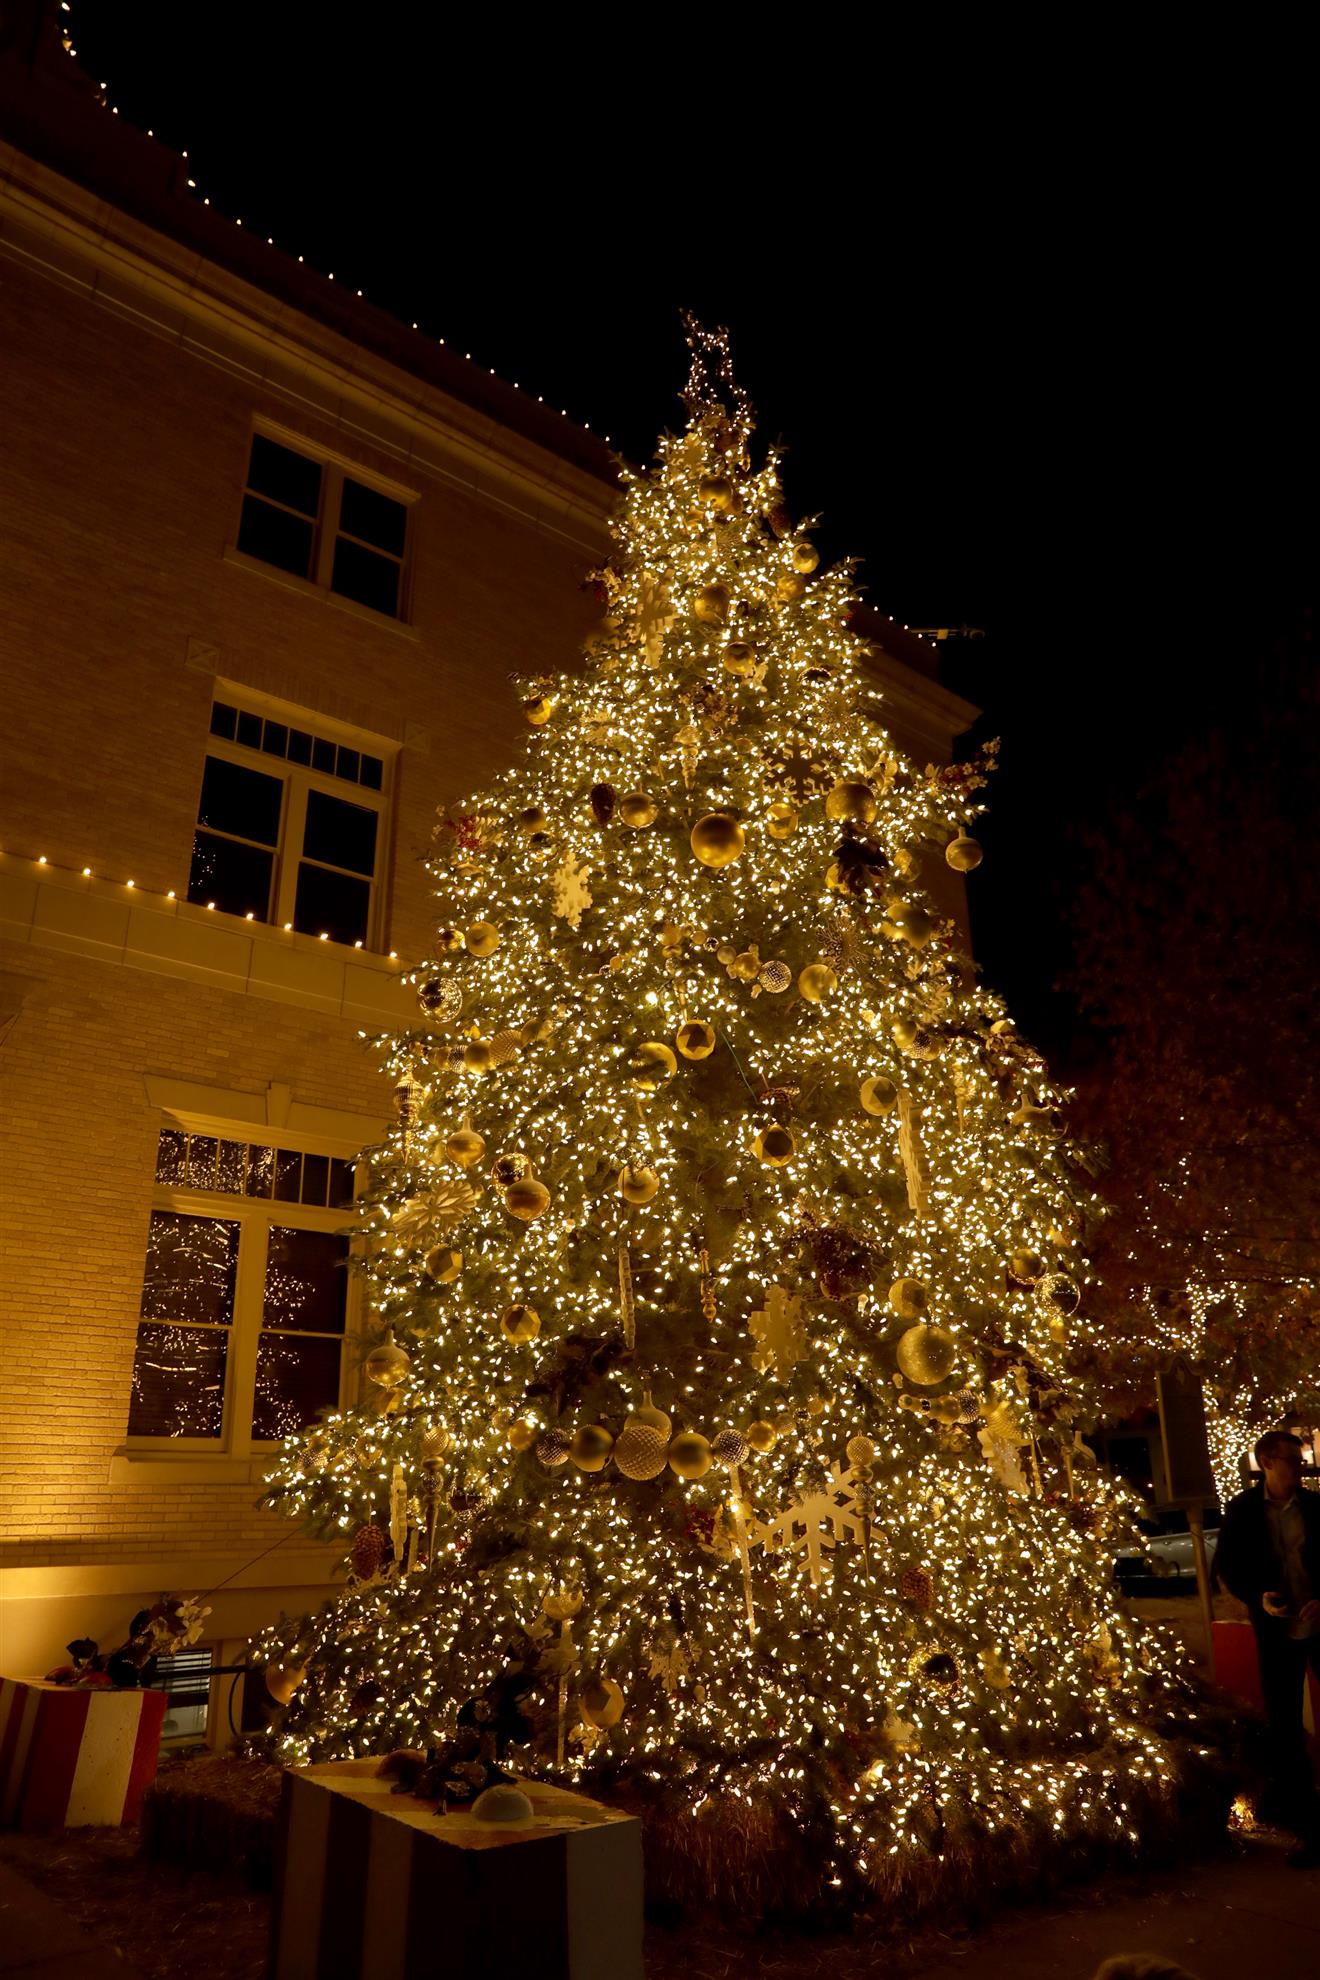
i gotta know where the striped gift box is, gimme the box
[0,1676,168,1830]
[270,1758,643,1980]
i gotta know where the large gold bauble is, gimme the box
[446,1126,486,1169]
[504,1177,551,1221]
[825,780,877,824]
[517,805,547,835]
[693,583,730,625]
[424,1244,463,1283]
[628,1041,678,1089]
[791,541,820,574]
[264,1660,308,1706]
[420,1421,450,1460]
[437,926,466,953]
[798,963,838,1002]
[676,1020,717,1060]
[945,833,983,873]
[491,1152,532,1187]
[895,1322,958,1386]
[754,1124,795,1166]
[619,1164,660,1205]
[524,695,556,726]
[690,812,745,868]
[699,474,734,511]
[618,791,659,828]
[846,1435,877,1470]
[889,1278,928,1318]
[613,1422,669,1480]
[570,1424,615,1473]
[860,1075,899,1116]
[894,905,939,947]
[506,1418,537,1451]
[1009,1248,1046,1286]
[466,922,501,957]
[364,1333,411,1388]
[668,1431,713,1481]
[581,1677,625,1728]
[632,1393,672,1436]
[463,1040,493,1073]
[745,1420,778,1453]
[777,572,807,602]
[500,1303,541,1343]
[723,640,756,677]
[758,959,792,994]
[488,1029,522,1066]
[766,802,798,839]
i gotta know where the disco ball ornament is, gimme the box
[536,1429,572,1469]
[710,1428,749,1468]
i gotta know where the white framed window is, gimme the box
[125,1126,361,1455]
[235,428,413,620]
[187,692,394,948]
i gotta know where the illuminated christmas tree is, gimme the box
[257,327,1192,1907]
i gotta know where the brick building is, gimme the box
[0,13,975,1732]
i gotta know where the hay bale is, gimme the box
[139,1752,283,1887]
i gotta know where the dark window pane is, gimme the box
[245,1144,275,1197]
[251,1333,342,1441]
[294,864,371,946]
[209,703,237,740]
[237,494,315,579]
[196,755,283,845]
[184,1136,217,1189]
[246,434,321,516]
[331,537,399,617]
[187,831,274,920]
[312,736,336,774]
[359,754,383,791]
[263,1227,348,1334]
[262,720,289,758]
[339,478,407,556]
[140,1210,239,1327]
[302,789,377,877]
[300,1152,330,1206]
[288,729,312,765]
[330,1158,356,1207]
[156,1129,187,1185]
[335,745,360,784]
[128,1322,227,1439]
[217,1140,247,1194]
[236,710,263,750]
[274,1149,302,1202]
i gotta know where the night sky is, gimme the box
[68,3,1312,1054]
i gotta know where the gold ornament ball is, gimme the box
[745,1420,777,1453]
[710,1428,749,1467]
[536,1429,572,1469]
[517,805,547,834]
[690,812,745,868]
[491,1152,532,1186]
[766,802,798,839]
[846,1434,877,1469]
[790,541,820,574]
[860,1075,899,1116]
[668,1431,713,1481]
[364,1334,412,1389]
[446,1126,486,1169]
[723,640,756,677]
[629,1040,678,1089]
[754,1124,795,1166]
[581,1678,625,1728]
[488,1029,522,1066]
[619,1164,660,1205]
[798,963,838,1002]
[437,926,466,954]
[758,959,792,994]
[463,1040,493,1074]
[888,1278,929,1319]
[825,780,877,824]
[500,1303,542,1343]
[895,905,939,947]
[895,1322,959,1386]
[698,473,734,510]
[945,833,983,872]
[1009,1248,1046,1286]
[424,1244,463,1283]
[570,1424,615,1473]
[466,922,501,957]
[693,582,730,625]
[632,1394,672,1436]
[619,791,658,828]
[776,572,807,602]
[731,949,760,981]
[523,694,555,725]
[613,1422,669,1480]
[504,1177,551,1221]
[420,1421,450,1460]
[507,1418,537,1452]
[676,1020,717,1060]
[264,1660,308,1706]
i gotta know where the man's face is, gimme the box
[1261,1444,1304,1497]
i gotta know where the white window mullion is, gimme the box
[228,1221,269,1460]
[275,778,310,929]
[315,467,343,589]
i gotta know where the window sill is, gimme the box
[109,1452,272,1486]
[222,544,419,638]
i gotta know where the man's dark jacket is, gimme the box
[1214,1482,1320,1628]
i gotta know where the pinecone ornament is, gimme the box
[350,1522,388,1580]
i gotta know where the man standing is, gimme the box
[1215,1428,1320,1866]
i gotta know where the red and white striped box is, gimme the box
[0,1677,168,1830]
[270,1758,643,1980]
